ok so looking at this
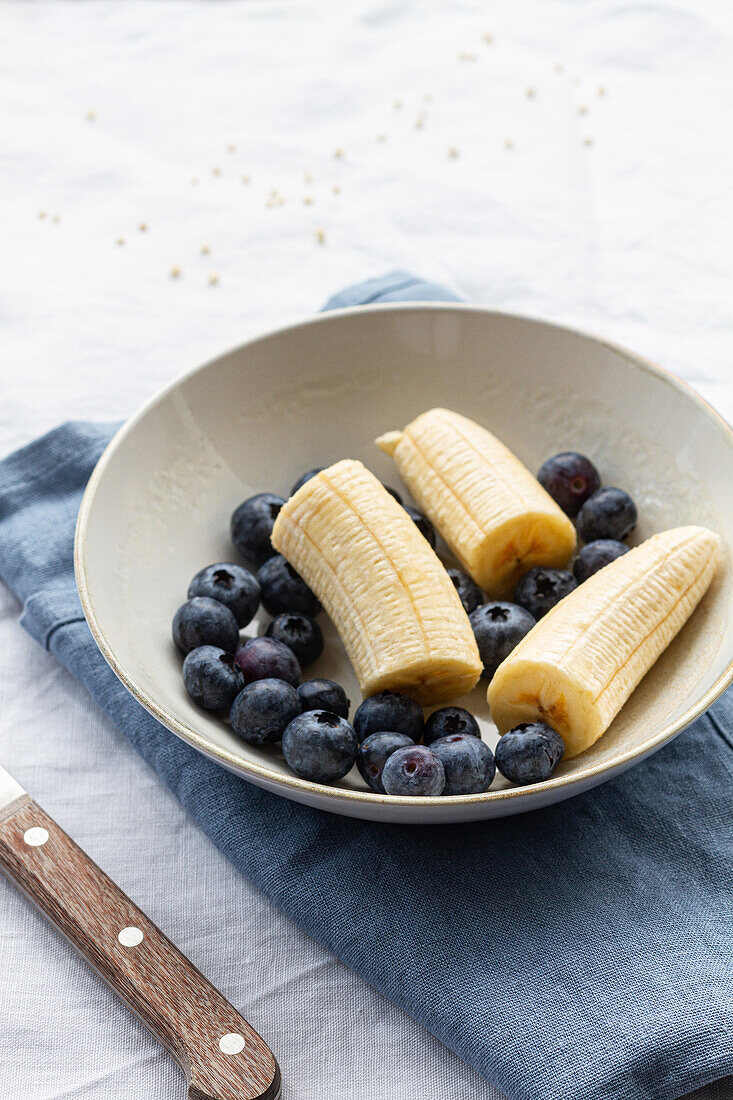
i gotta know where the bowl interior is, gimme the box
[76,305,732,819]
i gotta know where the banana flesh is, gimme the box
[271,459,482,705]
[376,408,576,598]
[488,526,721,758]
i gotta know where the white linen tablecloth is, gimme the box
[1,3,731,1097]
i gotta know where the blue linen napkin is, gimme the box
[0,273,731,1100]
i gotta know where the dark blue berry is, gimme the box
[424,706,481,746]
[537,452,601,518]
[381,745,445,796]
[495,722,565,785]
[291,468,323,495]
[188,563,260,627]
[230,679,302,744]
[230,493,285,568]
[576,487,637,543]
[297,678,350,718]
[356,732,414,792]
[404,506,436,549]
[172,597,240,654]
[384,485,403,505]
[235,636,301,686]
[469,601,536,678]
[353,690,424,744]
[282,711,358,782]
[257,554,321,617]
[266,613,324,667]
[182,646,245,711]
[446,568,483,615]
[430,733,495,795]
[574,539,630,583]
[514,567,577,620]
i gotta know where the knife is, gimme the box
[0,764,281,1100]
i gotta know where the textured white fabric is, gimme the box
[1,3,732,1098]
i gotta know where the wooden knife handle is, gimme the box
[0,795,280,1100]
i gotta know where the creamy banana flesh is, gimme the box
[272,459,482,706]
[488,526,721,758]
[376,408,576,598]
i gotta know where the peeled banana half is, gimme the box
[271,459,482,705]
[488,525,721,758]
[376,408,576,599]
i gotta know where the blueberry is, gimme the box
[282,711,358,782]
[356,732,414,792]
[230,493,285,568]
[495,722,565,785]
[182,646,245,711]
[404,506,436,550]
[573,539,630,583]
[187,563,260,627]
[514,567,577,620]
[235,636,301,687]
[537,452,601,518]
[298,678,350,717]
[430,734,495,795]
[576,487,637,543]
[424,706,481,746]
[230,679,302,744]
[265,613,324,667]
[446,568,483,615]
[353,690,424,744]
[469,602,536,678]
[291,468,323,495]
[381,745,445,796]
[298,678,350,718]
[257,554,322,617]
[384,485,403,505]
[172,597,240,655]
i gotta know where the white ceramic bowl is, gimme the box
[75,304,733,823]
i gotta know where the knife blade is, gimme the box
[0,763,280,1100]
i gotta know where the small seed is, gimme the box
[191,177,199,186]
[303,196,313,205]
[577,105,588,115]
[52,214,60,223]
[333,147,344,159]
[504,138,514,150]
[332,185,341,195]
[226,143,236,153]
[447,145,460,158]
[553,63,563,73]
[38,210,47,220]
[597,85,606,96]
[208,271,219,285]
[393,98,403,109]
[86,109,96,121]
[116,237,125,246]
[315,228,326,244]
[376,133,387,142]
[526,87,536,99]
[212,166,221,176]
[241,174,250,184]
[200,244,211,255]
[482,32,493,44]
[571,76,580,86]
[582,136,594,147]
[458,51,477,62]
[304,171,313,183]
[170,264,181,278]
[138,222,148,232]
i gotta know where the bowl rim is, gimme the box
[74,301,733,810]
